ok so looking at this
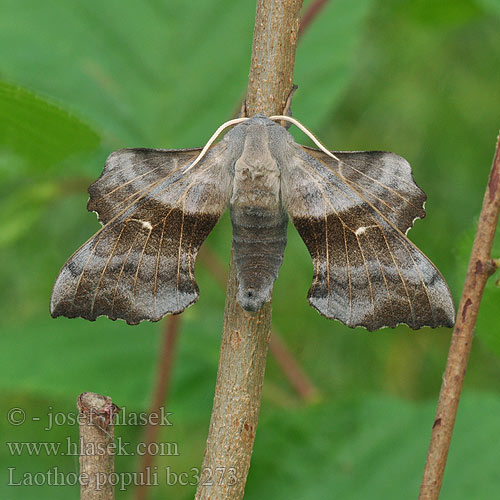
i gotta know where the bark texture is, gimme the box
[419,133,500,499]
[78,392,120,500]
[246,0,302,117]
[194,1,303,499]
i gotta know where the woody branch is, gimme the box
[419,132,500,499]
[194,1,303,499]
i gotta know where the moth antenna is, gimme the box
[184,117,249,173]
[269,115,341,162]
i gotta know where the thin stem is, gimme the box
[298,0,330,37]
[246,2,303,117]
[418,133,500,499]
[268,333,319,401]
[194,2,303,499]
[134,3,326,494]
[229,0,330,117]
[78,392,120,500]
[135,315,181,500]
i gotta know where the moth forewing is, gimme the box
[50,144,234,324]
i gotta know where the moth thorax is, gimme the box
[231,155,281,208]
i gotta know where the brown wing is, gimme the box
[87,147,203,224]
[301,147,426,233]
[282,146,455,330]
[50,144,233,324]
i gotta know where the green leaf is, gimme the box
[0,0,374,149]
[1,3,499,498]
[0,181,60,247]
[399,0,484,26]
[0,81,100,246]
[0,81,100,179]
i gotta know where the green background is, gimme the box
[1,0,500,498]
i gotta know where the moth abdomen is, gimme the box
[231,206,288,312]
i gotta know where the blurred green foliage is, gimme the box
[0,0,499,498]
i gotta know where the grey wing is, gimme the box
[282,146,455,330]
[301,147,427,233]
[87,147,204,224]
[50,144,233,324]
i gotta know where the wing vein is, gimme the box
[176,196,187,310]
[303,147,423,215]
[90,223,128,315]
[355,233,375,322]
[343,224,353,324]
[302,146,419,190]
[110,231,142,316]
[153,216,168,316]
[364,231,394,318]
[297,155,414,324]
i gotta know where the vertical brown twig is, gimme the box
[135,2,327,491]
[230,0,330,118]
[78,392,121,500]
[135,315,181,500]
[418,133,500,499]
[245,2,302,117]
[194,2,303,499]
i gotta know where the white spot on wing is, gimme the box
[128,218,153,231]
[354,225,377,236]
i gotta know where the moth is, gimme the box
[50,113,455,330]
